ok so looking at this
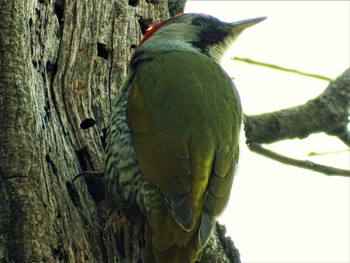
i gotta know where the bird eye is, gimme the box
[192,18,206,27]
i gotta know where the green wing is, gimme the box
[127,52,242,236]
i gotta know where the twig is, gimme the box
[308,148,349,156]
[73,170,105,182]
[233,57,332,81]
[248,142,350,177]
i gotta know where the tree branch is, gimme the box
[249,142,350,177]
[245,68,350,145]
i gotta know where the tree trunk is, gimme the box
[0,0,239,262]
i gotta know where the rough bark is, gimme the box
[245,68,350,145]
[0,0,348,262]
[0,0,237,262]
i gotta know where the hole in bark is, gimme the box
[128,0,139,6]
[97,42,109,59]
[131,44,137,49]
[80,118,96,130]
[66,182,80,207]
[54,2,64,25]
[76,148,105,203]
[138,18,153,35]
[46,60,57,75]
[85,176,105,203]
[29,18,33,28]
[76,148,89,172]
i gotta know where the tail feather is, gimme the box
[198,209,215,247]
[160,191,194,231]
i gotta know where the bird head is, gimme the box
[133,13,266,63]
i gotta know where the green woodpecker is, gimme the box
[105,13,265,263]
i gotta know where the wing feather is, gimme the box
[126,52,241,234]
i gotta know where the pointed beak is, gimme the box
[230,16,267,31]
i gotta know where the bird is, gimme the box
[105,13,266,263]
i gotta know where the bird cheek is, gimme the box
[203,33,220,45]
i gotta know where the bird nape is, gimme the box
[105,12,265,263]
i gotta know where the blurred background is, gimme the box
[185,1,350,262]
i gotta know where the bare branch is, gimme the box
[245,68,350,145]
[249,142,350,177]
[234,57,332,81]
